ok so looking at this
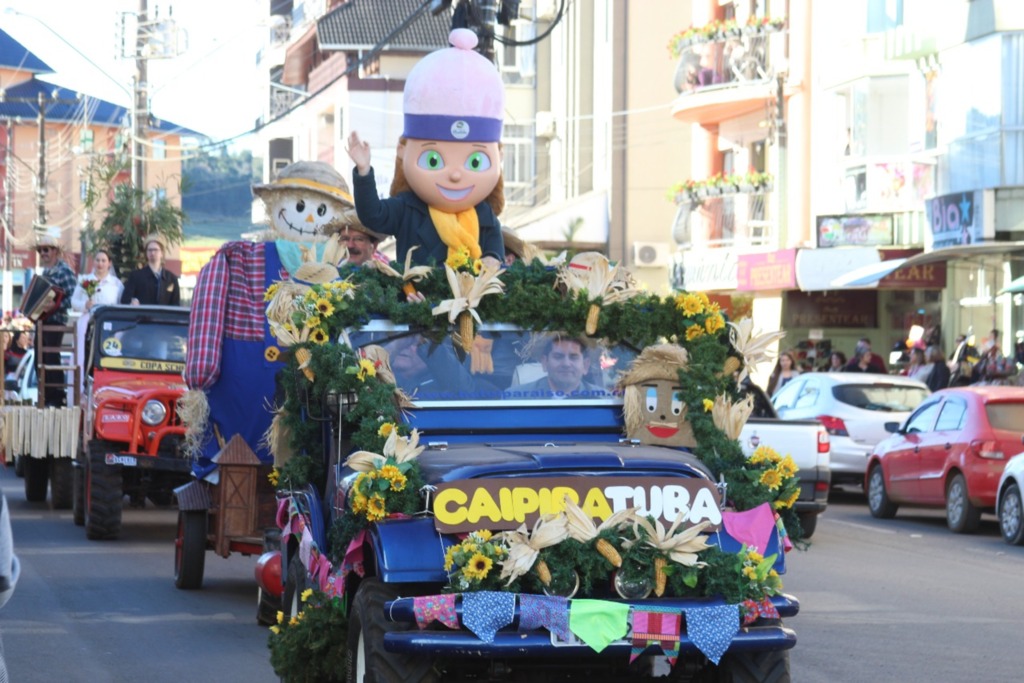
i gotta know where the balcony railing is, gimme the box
[270,83,305,119]
[672,190,775,249]
[673,32,779,94]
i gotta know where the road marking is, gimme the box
[825,518,898,534]
[17,545,169,555]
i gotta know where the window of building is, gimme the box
[152,139,166,160]
[499,21,536,86]
[79,129,94,153]
[502,124,535,207]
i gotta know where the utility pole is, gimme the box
[36,92,47,231]
[474,0,500,63]
[133,0,149,193]
[2,122,13,315]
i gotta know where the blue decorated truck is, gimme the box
[263,276,803,683]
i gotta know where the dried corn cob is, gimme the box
[294,347,315,382]
[594,538,622,568]
[654,557,668,597]
[585,304,601,336]
[722,356,741,377]
[458,310,475,352]
[535,559,552,586]
[402,282,418,298]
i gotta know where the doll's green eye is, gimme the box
[417,150,444,170]
[465,152,491,172]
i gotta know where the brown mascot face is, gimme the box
[634,380,697,448]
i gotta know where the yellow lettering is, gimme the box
[511,487,540,523]
[549,487,578,514]
[499,487,514,520]
[538,488,552,515]
[581,487,613,522]
[433,488,468,526]
[466,488,503,525]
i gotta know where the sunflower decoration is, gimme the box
[444,530,509,592]
[365,245,433,298]
[556,252,639,335]
[343,429,427,524]
[673,290,727,348]
[621,514,713,597]
[726,444,802,514]
[432,256,505,352]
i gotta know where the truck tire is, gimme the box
[946,473,980,534]
[866,465,897,519]
[24,457,49,503]
[174,510,207,589]
[714,648,791,683]
[50,457,74,510]
[283,553,312,619]
[346,578,438,683]
[797,512,818,539]
[999,482,1024,545]
[72,465,86,526]
[85,463,123,540]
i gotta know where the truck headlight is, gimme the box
[141,400,167,426]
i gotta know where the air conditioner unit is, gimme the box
[535,111,556,140]
[633,242,672,268]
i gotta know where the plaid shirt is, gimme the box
[43,259,77,325]
[185,241,266,390]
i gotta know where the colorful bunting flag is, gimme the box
[462,592,516,643]
[519,594,572,642]
[413,594,460,630]
[568,599,631,652]
[685,604,740,664]
[630,609,682,665]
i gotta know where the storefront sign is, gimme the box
[679,249,738,291]
[796,247,880,291]
[925,191,985,248]
[878,249,947,289]
[786,290,878,328]
[737,249,797,291]
[432,476,723,533]
[816,214,894,248]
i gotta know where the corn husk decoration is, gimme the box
[498,513,569,586]
[431,262,505,352]
[358,345,414,409]
[293,234,347,284]
[265,281,311,328]
[344,428,425,472]
[556,253,639,335]
[623,514,712,597]
[268,322,316,380]
[365,246,433,297]
[727,318,787,383]
[563,497,636,568]
[711,393,755,441]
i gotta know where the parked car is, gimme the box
[865,386,1024,533]
[771,372,930,486]
[996,451,1024,545]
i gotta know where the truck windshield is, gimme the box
[347,326,634,404]
[95,318,188,373]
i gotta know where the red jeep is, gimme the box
[73,304,192,540]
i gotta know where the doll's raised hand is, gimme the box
[347,131,372,176]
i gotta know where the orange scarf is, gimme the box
[428,207,482,261]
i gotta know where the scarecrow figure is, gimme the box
[183,161,362,473]
[346,28,505,269]
[617,345,698,449]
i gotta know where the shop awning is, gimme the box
[1000,275,1024,295]
[830,241,1024,288]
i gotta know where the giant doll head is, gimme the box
[391,28,506,216]
[253,161,357,242]
[617,344,698,449]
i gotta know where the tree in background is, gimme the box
[82,159,187,278]
[182,145,261,239]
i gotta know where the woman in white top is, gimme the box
[72,249,124,394]
[70,249,123,313]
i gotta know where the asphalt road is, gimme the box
[3,471,1023,683]
[787,487,1024,682]
[0,471,278,683]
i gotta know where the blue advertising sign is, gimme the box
[925,191,984,248]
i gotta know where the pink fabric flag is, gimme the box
[413,594,460,630]
[722,502,776,554]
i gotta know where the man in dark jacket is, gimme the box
[120,234,180,306]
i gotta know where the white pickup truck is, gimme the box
[739,383,831,538]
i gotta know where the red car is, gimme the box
[865,386,1024,533]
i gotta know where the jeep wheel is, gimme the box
[72,465,86,526]
[24,457,49,502]
[867,465,897,519]
[346,578,438,683]
[85,463,123,540]
[711,648,791,683]
[797,512,818,539]
[946,473,981,534]
[174,510,207,589]
[50,458,74,510]
[283,553,312,619]
[999,482,1024,545]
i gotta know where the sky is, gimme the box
[0,0,264,144]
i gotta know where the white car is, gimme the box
[997,451,1024,545]
[771,373,930,487]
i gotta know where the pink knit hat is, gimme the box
[403,28,505,143]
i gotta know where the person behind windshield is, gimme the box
[385,334,483,399]
[515,334,605,398]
